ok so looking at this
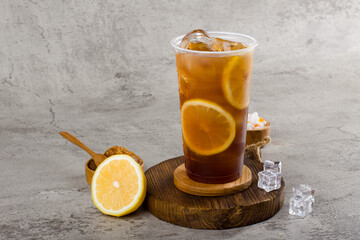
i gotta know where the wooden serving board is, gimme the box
[144,148,285,229]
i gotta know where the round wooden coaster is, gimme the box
[173,164,252,196]
[144,148,285,229]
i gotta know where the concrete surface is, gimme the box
[1,0,360,239]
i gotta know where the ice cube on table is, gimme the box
[289,196,314,217]
[264,160,282,173]
[289,184,315,217]
[292,184,315,200]
[257,170,281,192]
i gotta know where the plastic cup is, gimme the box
[171,32,258,184]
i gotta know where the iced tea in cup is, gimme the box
[171,30,258,184]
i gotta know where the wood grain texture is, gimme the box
[173,164,252,196]
[144,148,285,229]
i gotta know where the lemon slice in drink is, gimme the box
[181,99,236,156]
[91,154,146,217]
[222,56,251,109]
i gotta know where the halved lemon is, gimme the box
[222,56,252,109]
[181,99,236,156]
[91,154,146,217]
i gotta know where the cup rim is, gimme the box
[170,31,258,55]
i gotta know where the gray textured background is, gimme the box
[1,0,360,239]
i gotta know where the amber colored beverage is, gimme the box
[171,31,258,184]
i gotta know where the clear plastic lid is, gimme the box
[171,31,258,56]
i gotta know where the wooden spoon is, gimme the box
[59,131,107,167]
